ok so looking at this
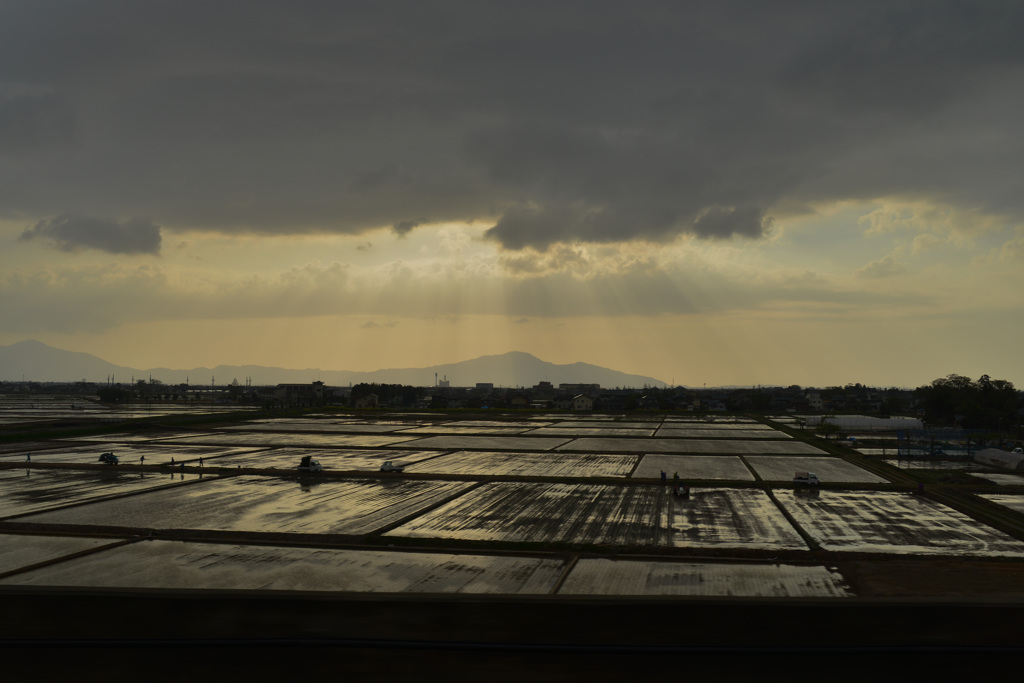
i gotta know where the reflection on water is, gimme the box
[297,476,325,493]
[0,469,173,517]
[883,458,983,471]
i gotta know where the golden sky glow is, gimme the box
[4,200,1023,387]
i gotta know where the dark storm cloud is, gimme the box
[692,207,770,241]
[392,218,426,237]
[20,214,162,255]
[1,1,1022,249]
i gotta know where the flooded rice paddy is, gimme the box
[5,412,1024,597]
[654,427,791,439]
[0,468,207,518]
[559,558,852,597]
[779,490,1024,556]
[0,401,260,426]
[221,421,423,433]
[406,451,638,478]
[557,438,825,454]
[163,432,421,448]
[971,473,1024,486]
[202,448,444,470]
[395,425,536,434]
[526,426,658,437]
[20,476,473,535]
[397,435,571,450]
[882,457,982,470]
[1,444,263,465]
[0,538,853,598]
[70,432,217,443]
[745,456,890,483]
[0,534,116,574]
[385,483,807,550]
[979,493,1024,514]
[632,455,755,480]
[0,540,565,593]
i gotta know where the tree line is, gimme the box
[915,374,1021,431]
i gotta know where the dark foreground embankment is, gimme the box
[3,588,1022,682]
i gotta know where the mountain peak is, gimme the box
[0,340,666,387]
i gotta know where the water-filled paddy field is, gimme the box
[385,482,807,550]
[979,493,1024,514]
[405,451,638,478]
[0,540,565,593]
[0,444,262,465]
[559,558,852,597]
[0,468,208,518]
[0,538,853,598]
[162,432,422,448]
[557,438,825,455]
[632,454,754,480]
[0,534,116,574]
[194,447,444,470]
[778,490,1024,556]
[744,455,889,483]
[5,412,1024,600]
[19,475,473,535]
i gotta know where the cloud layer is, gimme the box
[1,1,1021,250]
[20,214,162,255]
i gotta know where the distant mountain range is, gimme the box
[0,340,667,388]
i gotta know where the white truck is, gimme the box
[793,471,820,486]
[380,460,406,473]
[296,456,323,472]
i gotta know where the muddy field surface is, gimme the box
[19,475,473,535]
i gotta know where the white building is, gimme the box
[572,394,593,411]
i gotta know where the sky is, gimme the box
[2,1,1023,388]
